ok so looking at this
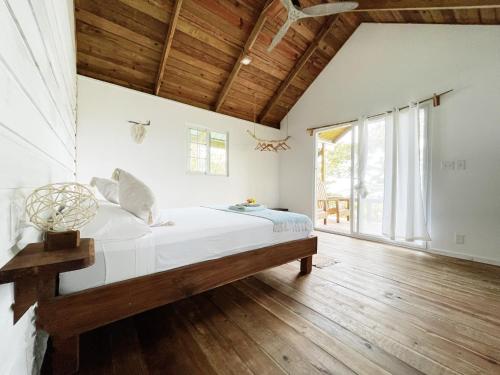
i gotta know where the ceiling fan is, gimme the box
[268,0,359,52]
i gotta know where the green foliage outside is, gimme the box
[325,143,351,179]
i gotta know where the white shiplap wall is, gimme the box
[0,0,76,373]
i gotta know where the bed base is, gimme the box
[37,236,317,374]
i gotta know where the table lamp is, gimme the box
[25,182,98,250]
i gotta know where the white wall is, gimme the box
[279,23,500,264]
[0,0,76,373]
[77,76,280,208]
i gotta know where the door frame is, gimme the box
[312,121,429,251]
[312,123,355,235]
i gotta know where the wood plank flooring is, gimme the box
[54,232,500,374]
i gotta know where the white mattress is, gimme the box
[59,207,311,294]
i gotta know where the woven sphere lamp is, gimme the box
[25,182,98,250]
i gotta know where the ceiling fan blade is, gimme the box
[301,1,358,17]
[267,18,292,52]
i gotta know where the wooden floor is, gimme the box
[58,232,500,374]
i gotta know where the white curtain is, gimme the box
[382,103,430,241]
[354,116,369,199]
[382,109,398,238]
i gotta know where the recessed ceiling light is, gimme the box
[241,55,252,65]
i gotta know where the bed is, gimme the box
[36,206,317,374]
[59,207,311,294]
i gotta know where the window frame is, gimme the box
[186,126,229,177]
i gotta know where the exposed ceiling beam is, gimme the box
[214,0,278,113]
[353,0,500,11]
[154,0,183,96]
[259,15,340,124]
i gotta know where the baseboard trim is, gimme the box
[425,247,500,267]
[314,228,500,267]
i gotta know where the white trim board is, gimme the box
[425,247,500,267]
[316,228,500,267]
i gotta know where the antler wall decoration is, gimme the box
[127,120,151,144]
[248,94,291,152]
[128,120,151,126]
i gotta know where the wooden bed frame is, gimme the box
[36,236,317,374]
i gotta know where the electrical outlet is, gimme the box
[455,234,465,245]
[456,160,466,170]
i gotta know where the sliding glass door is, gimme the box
[315,105,430,248]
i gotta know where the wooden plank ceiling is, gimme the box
[75,0,500,128]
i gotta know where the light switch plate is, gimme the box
[9,202,20,246]
[9,192,26,246]
[441,160,455,170]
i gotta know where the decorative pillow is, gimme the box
[80,201,152,241]
[90,177,119,204]
[111,168,159,225]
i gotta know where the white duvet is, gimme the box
[59,207,311,294]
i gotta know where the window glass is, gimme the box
[209,132,227,175]
[187,128,228,176]
[189,128,208,174]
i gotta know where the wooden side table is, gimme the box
[0,239,95,323]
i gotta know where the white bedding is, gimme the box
[59,207,311,294]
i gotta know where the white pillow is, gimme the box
[90,177,119,204]
[80,201,152,241]
[112,168,159,225]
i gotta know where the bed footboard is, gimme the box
[39,236,317,374]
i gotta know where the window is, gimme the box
[188,127,228,176]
